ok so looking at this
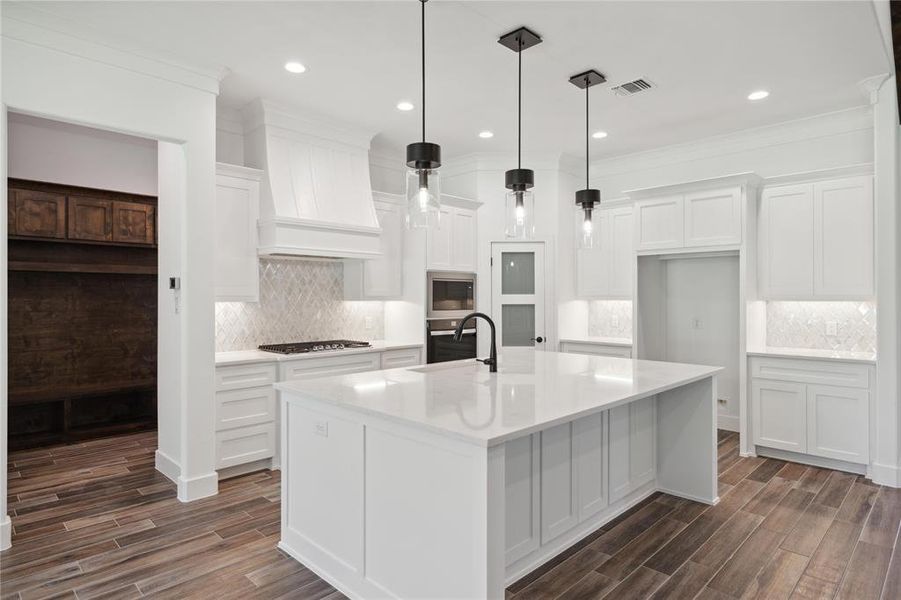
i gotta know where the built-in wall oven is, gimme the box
[427,271,476,320]
[427,318,477,364]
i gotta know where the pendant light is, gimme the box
[499,27,542,239]
[569,69,606,249]
[405,0,441,229]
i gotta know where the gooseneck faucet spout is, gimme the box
[453,312,497,372]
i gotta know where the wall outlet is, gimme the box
[314,421,328,437]
[691,318,703,330]
[826,321,838,336]
[364,316,374,330]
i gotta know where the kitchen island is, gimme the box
[275,350,721,599]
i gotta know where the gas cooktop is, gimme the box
[258,340,372,355]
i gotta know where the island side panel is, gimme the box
[655,375,718,504]
[278,392,507,600]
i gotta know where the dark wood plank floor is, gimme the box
[3,430,900,599]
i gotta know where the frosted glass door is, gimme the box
[492,243,546,349]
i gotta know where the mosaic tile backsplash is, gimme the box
[588,300,633,339]
[215,259,385,352]
[766,301,877,353]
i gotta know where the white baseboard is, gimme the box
[756,446,866,476]
[870,462,901,488]
[1,514,12,551]
[217,458,274,480]
[177,471,219,502]
[154,449,181,484]
[717,415,740,432]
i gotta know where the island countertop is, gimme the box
[275,349,722,447]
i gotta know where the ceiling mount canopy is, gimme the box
[500,26,542,240]
[405,0,442,229]
[570,68,606,249]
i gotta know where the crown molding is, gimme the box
[242,98,377,150]
[1,4,223,95]
[589,105,873,184]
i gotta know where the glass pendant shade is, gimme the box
[578,205,599,249]
[505,188,535,239]
[406,167,440,229]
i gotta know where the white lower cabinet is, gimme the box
[574,413,607,520]
[609,397,655,502]
[216,424,277,470]
[559,341,632,358]
[540,422,579,544]
[380,347,423,369]
[750,356,871,465]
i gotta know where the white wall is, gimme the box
[8,112,157,195]
[2,4,221,526]
[216,103,244,166]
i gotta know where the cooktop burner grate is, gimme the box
[258,340,372,354]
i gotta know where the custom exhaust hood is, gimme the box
[243,99,382,259]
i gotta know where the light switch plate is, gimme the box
[314,421,328,437]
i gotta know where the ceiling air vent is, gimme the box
[611,78,654,97]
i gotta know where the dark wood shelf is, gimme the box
[9,260,158,275]
[9,379,157,406]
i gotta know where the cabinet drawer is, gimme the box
[215,363,276,392]
[215,424,275,469]
[280,352,381,381]
[215,386,275,432]
[750,357,869,389]
[560,342,632,358]
[381,348,422,369]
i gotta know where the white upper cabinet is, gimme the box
[759,176,873,300]
[427,200,478,272]
[214,163,262,302]
[683,187,742,248]
[635,195,684,251]
[813,177,874,298]
[344,194,404,299]
[576,205,633,298]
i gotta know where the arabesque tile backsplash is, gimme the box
[588,301,633,339]
[766,301,876,353]
[215,258,385,352]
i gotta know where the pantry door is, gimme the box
[491,242,547,350]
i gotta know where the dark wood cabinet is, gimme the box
[113,201,156,245]
[68,197,113,242]
[10,189,67,239]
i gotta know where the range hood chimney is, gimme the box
[243,99,382,259]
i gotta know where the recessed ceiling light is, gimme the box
[396,101,415,111]
[284,61,306,74]
[478,131,494,139]
[747,90,769,101]
[592,131,608,139]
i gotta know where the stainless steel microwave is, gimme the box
[427,271,476,319]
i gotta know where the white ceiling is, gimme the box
[14,1,891,160]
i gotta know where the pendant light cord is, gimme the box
[585,79,590,189]
[421,0,426,143]
[517,36,522,170]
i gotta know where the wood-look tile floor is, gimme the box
[3,431,901,599]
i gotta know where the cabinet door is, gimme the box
[363,202,404,297]
[635,195,683,251]
[751,379,806,453]
[215,171,260,302]
[505,434,540,566]
[609,397,655,503]
[112,201,156,245]
[451,208,477,271]
[759,185,814,298]
[806,385,868,463]
[427,206,453,270]
[574,412,607,521]
[68,197,113,242]
[576,210,610,297]
[10,189,66,239]
[683,187,741,248]
[540,422,578,544]
[608,207,634,297]
[813,177,874,298]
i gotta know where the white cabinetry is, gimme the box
[540,422,578,543]
[608,397,655,502]
[633,185,744,253]
[559,340,632,358]
[759,176,873,299]
[750,356,871,465]
[344,194,405,299]
[380,347,423,369]
[214,363,276,472]
[427,198,478,272]
[576,205,633,298]
[214,163,262,302]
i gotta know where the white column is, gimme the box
[873,75,901,487]
[1,102,12,552]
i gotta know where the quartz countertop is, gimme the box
[276,349,721,447]
[560,337,633,347]
[747,347,876,365]
[216,341,424,367]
